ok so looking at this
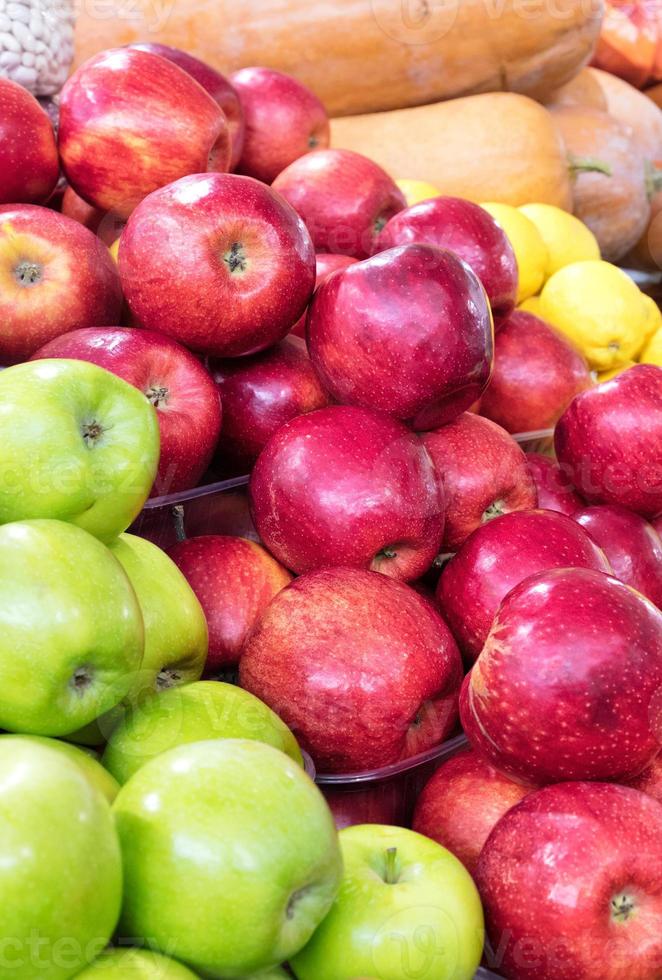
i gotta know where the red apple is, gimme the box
[32,327,222,497]
[183,490,259,543]
[526,452,585,516]
[249,404,445,581]
[0,205,122,364]
[168,535,292,673]
[412,749,533,876]
[623,753,662,803]
[239,567,463,772]
[290,253,358,338]
[61,185,125,246]
[437,509,612,663]
[322,784,406,829]
[574,504,662,608]
[555,364,662,519]
[0,78,59,206]
[480,310,592,433]
[421,413,537,551]
[374,196,518,324]
[58,48,231,219]
[272,148,406,258]
[307,244,494,429]
[655,515,662,537]
[476,782,662,980]
[461,567,662,784]
[119,172,315,357]
[128,42,245,168]
[210,336,328,473]
[231,67,329,184]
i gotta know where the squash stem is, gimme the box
[568,154,612,177]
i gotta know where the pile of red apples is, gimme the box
[3,40,662,980]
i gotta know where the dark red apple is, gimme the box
[322,784,406,829]
[272,148,406,258]
[210,336,328,473]
[58,48,231,218]
[249,404,444,581]
[374,196,518,324]
[61,185,125,246]
[655,515,662,537]
[128,42,245,168]
[461,567,662,784]
[476,782,662,980]
[526,452,585,516]
[231,67,329,184]
[0,205,122,364]
[307,244,494,430]
[624,753,662,803]
[421,413,537,551]
[119,172,315,357]
[290,253,358,338]
[412,749,533,875]
[555,364,662,519]
[239,567,463,773]
[574,504,662,608]
[32,327,222,496]
[0,78,59,206]
[480,310,592,433]
[168,534,292,673]
[183,490,259,543]
[437,509,612,662]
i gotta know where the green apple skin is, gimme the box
[113,739,342,977]
[0,735,120,803]
[0,520,144,735]
[0,739,122,979]
[102,680,302,783]
[73,948,198,978]
[291,824,484,980]
[0,359,159,542]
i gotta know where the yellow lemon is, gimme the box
[109,238,120,264]
[597,361,636,383]
[518,295,544,317]
[481,202,548,302]
[539,261,648,371]
[640,324,662,366]
[396,179,441,207]
[519,203,600,277]
[641,294,662,345]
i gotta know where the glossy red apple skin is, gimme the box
[183,491,259,543]
[412,749,533,876]
[526,452,585,516]
[0,205,122,364]
[574,504,662,608]
[307,244,494,429]
[127,42,245,168]
[231,67,329,184]
[654,515,662,537]
[421,413,537,551]
[168,535,292,673]
[461,567,662,784]
[375,196,518,324]
[61,185,125,246]
[624,754,662,803]
[32,327,222,496]
[555,364,662,519]
[272,148,406,258]
[239,567,463,773]
[476,782,662,980]
[0,78,59,206]
[291,253,358,338]
[210,336,329,473]
[480,311,592,433]
[119,172,316,358]
[249,404,445,581]
[437,509,612,663]
[58,48,231,219]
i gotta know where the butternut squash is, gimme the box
[589,67,662,161]
[545,69,608,111]
[330,93,573,209]
[72,0,604,117]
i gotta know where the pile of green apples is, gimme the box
[0,357,484,978]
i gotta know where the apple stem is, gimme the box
[172,505,187,542]
[376,546,397,561]
[568,154,613,178]
[384,847,399,884]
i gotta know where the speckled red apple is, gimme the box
[526,452,585,516]
[249,404,445,581]
[0,78,59,206]
[461,567,662,784]
[437,509,612,662]
[623,753,662,803]
[61,185,125,246]
[239,567,463,773]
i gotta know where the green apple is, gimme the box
[73,948,198,978]
[102,680,302,783]
[291,824,484,980]
[114,739,342,977]
[0,738,122,979]
[0,520,144,735]
[0,359,159,542]
[0,734,119,803]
